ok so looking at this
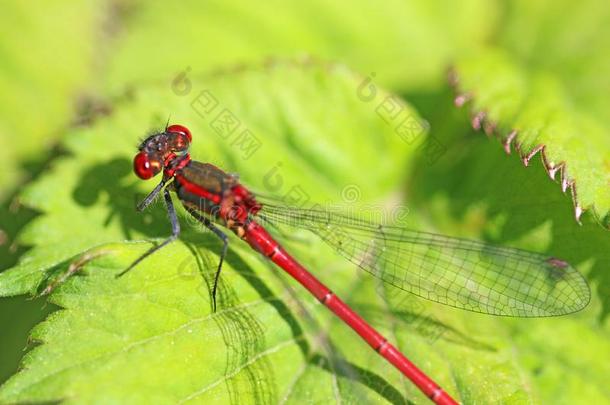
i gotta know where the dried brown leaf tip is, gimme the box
[503,130,518,154]
[522,144,545,167]
[454,93,471,107]
[483,120,497,136]
[471,111,485,131]
[574,203,584,223]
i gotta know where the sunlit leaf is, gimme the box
[1,63,471,404]
[452,0,610,228]
[106,0,496,93]
[0,0,100,197]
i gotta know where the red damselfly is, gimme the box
[122,124,590,405]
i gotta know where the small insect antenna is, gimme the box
[165,114,172,131]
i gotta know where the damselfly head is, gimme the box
[133,124,192,180]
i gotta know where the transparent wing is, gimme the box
[256,201,590,317]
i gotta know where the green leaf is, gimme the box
[1,2,606,403]
[0,0,101,198]
[407,91,610,403]
[0,61,421,296]
[1,62,462,404]
[105,0,497,93]
[451,0,610,227]
[1,61,605,404]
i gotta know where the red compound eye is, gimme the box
[133,152,161,179]
[166,124,192,142]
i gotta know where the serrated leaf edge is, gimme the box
[448,69,609,230]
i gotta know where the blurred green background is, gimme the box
[0,0,609,403]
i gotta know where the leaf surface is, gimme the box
[452,0,610,227]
